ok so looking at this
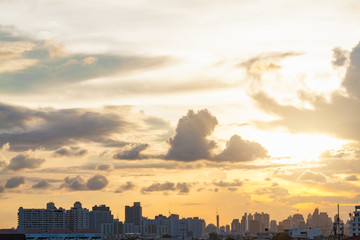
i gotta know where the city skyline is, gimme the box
[12,200,342,231]
[2,0,360,229]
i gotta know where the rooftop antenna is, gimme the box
[169,203,172,216]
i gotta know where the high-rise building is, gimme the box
[231,219,241,233]
[18,202,65,231]
[292,213,306,228]
[125,202,142,226]
[270,220,277,232]
[89,204,114,232]
[65,201,89,230]
[249,220,260,235]
[241,213,247,233]
[350,205,360,236]
[307,208,332,235]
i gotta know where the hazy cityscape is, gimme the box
[2,1,360,240]
[1,201,359,240]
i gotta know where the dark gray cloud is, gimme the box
[165,109,218,161]
[115,181,135,193]
[332,47,349,67]
[212,179,243,187]
[53,147,88,157]
[7,154,45,171]
[32,180,51,189]
[141,181,192,194]
[5,176,25,188]
[62,176,86,191]
[0,185,4,193]
[342,42,360,98]
[345,175,359,181]
[251,42,360,141]
[86,175,108,190]
[113,143,149,160]
[176,182,191,194]
[61,175,108,191]
[0,102,130,151]
[228,187,238,191]
[0,103,35,133]
[214,135,268,162]
[96,163,114,171]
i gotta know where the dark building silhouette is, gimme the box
[125,202,142,225]
[89,205,113,232]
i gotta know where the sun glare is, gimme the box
[262,132,347,163]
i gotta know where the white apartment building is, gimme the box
[18,202,65,231]
[350,205,360,236]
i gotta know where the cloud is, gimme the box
[317,145,360,174]
[0,185,4,193]
[61,174,108,191]
[53,147,88,157]
[176,182,191,194]
[165,109,218,161]
[228,187,238,191]
[251,42,360,141]
[96,163,114,171]
[212,179,243,187]
[332,47,349,67]
[32,180,51,189]
[62,176,86,191]
[255,186,289,199]
[7,154,45,171]
[282,194,360,206]
[0,26,172,93]
[0,160,6,168]
[0,102,131,151]
[345,175,359,181]
[141,181,192,194]
[5,176,25,188]
[297,170,327,183]
[0,25,31,42]
[214,135,268,162]
[86,175,108,190]
[113,143,149,160]
[342,42,360,99]
[115,181,135,193]
[237,51,303,83]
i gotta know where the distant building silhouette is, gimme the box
[231,219,241,233]
[89,205,113,232]
[65,201,89,231]
[125,202,142,226]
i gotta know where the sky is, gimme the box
[1,0,360,228]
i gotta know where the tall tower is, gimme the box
[216,210,219,231]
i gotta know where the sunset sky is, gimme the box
[2,0,360,228]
